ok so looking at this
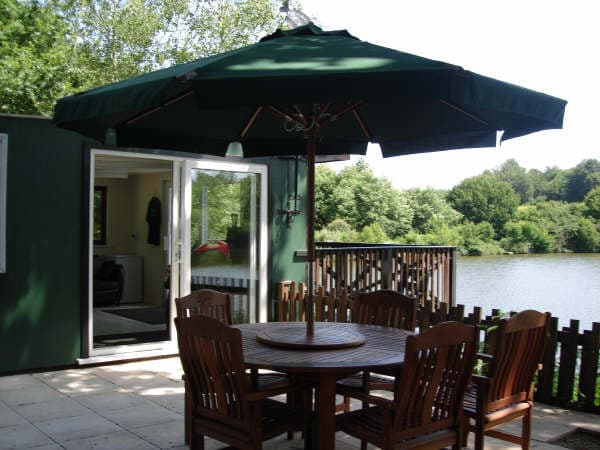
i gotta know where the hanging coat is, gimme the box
[146,196,161,246]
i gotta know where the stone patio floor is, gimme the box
[1,356,599,449]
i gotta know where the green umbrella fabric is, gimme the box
[53,23,566,158]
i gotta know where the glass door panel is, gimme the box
[182,161,267,323]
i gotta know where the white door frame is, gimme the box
[84,150,269,361]
[86,149,182,358]
[181,159,268,323]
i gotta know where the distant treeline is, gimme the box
[315,158,600,255]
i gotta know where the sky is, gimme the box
[298,0,598,190]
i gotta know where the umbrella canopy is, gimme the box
[54,23,566,157]
[54,23,566,340]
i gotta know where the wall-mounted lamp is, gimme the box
[277,155,302,227]
[226,141,244,157]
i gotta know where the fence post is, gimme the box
[536,316,558,404]
[557,319,580,406]
[449,247,457,307]
[579,322,600,412]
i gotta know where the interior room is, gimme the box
[92,154,173,348]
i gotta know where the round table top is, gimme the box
[236,321,409,374]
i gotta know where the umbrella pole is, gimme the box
[306,130,316,337]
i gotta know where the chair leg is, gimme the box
[522,410,532,450]
[474,416,485,450]
[360,440,367,450]
[184,388,191,445]
[460,415,470,447]
[190,431,205,450]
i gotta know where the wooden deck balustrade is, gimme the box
[272,281,600,416]
[312,243,457,308]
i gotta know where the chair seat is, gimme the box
[337,405,458,449]
[463,387,533,423]
[336,371,395,392]
[182,371,289,389]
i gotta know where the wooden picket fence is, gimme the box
[273,281,600,414]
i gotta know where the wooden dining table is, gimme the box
[235,321,410,450]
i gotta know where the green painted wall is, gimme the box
[0,115,308,372]
[264,158,307,315]
[0,115,85,373]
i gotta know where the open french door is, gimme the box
[178,160,268,323]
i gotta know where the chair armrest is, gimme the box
[476,352,494,361]
[470,373,491,388]
[246,379,308,402]
[335,386,394,409]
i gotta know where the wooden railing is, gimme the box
[313,243,457,307]
[273,281,600,415]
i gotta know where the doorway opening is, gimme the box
[91,152,173,350]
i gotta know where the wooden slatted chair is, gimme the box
[175,316,307,450]
[336,290,418,412]
[462,309,550,450]
[175,289,289,444]
[337,321,478,450]
[175,288,233,324]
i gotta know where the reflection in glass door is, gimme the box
[182,161,267,323]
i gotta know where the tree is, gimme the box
[447,174,520,235]
[570,218,600,252]
[515,201,584,252]
[490,159,534,204]
[502,220,552,253]
[314,165,338,229]
[60,0,284,90]
[583,186,600,220]
[358,223,389,243]
[405,188,462,234]
[564,159,600,202]
[1,0,285,115]
[0,0,79,115]
[327,160,412,239]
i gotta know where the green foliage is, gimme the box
[515,201,584,252]
[583,187,600,219]
[564,159,600,202]
[358,223,388,243]
[0,0,80,115]
[490,159,535,203]
[570,218,600,252]
[1,0,284,115]
[315,219,358,243]
[405,188,462,233]
[447,174,520,235]
[315,159,600,254]
[315,160,412,239]
[455,221,503,255]
[502,220,552,253]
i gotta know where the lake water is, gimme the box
[456,253,600,331]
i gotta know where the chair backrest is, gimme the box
[392,321,478,440]
[353,290,417,331]
[486,310,550,410]
[175,316,252,431]
[175,289,232,325]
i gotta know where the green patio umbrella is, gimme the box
[53,23,566,342]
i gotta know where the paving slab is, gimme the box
[13,396,91,423]
[35,410,123,443]
[0,383,66,407]
[104,402,182,429]
[0,423,57,449]
[131,419,185,449]
[62,429,159,450]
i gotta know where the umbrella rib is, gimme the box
[439,99,489,126]
[352,109,372,140]
[123,89,195,126]
[240,106,263,139]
